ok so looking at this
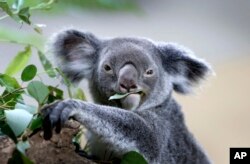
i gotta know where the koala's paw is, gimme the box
[41,99,75,140]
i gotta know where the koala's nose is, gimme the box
[118,64,138,93]
[119,81,137,93]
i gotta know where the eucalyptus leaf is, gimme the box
[55,68,71,87]
[48,86,63,99]
[27,81,49,105]
[38,51,56,78]
[0,110,4,120]
[0,26,45,51]
[29,0,54,10]
[0,1,13,16]
[0,89,23,109]
[12,0,24,11]
[5,46,32,76]
[15,103,37,114]
[109,93,130,100]
[73,88,86,101]
[21,64,37,82]
[121,151,148,164]
[29,115,43,131]
[0,74,21,91]
[109,89,143,100]
[0,122,17,143]
[47,85,63,103]
[72,130,83,150]
[5,109,33,136]
[17,140,30,154]
[18,7,31,24]
[0,1,23,22]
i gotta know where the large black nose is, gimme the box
[118,64,138,93]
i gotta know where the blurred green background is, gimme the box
[1,0,250,163]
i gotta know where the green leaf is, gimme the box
[54,68,72,98]
[15,103,37,114]
[73,88,86,101]
[47,85,63,103]
[8,149,33,164]
[29,115,43,131]
[109,93,130,100]
[38,51,56,78]
[121,151,148,164]
[0,1,27,22]
[18,7,31,24]
[0,74,23,109]
[0,74,21,92]
[21,64,37,82]
[0,89,23,109]
[0,121,17,143]
[17,140,30,154]
[27,81,49,105]
[72,129,84,150]
[29,0,55,10]
[109,89,143,100]
[0,110,4,120]
[55,68,71,87]
[12,0,24,11]
[5,109,33,136]
[0,26,45,51]
[0,1,14,16]
[5,46,32,76]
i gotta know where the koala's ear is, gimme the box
[157,43,212,94]
[48,29,100,82]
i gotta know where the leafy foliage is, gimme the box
[5,109,33,136]
[29,115,43,131]
[121,151,148,164]
[21,65,37,82]
[37,51,57,78]
[5,46,32,76]
[0,0,145,163]
[0,2,67,163]
[27,81,50,105]
[0,0,55,33]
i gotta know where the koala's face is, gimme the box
[94,40,160,109]
[50,29,212,109]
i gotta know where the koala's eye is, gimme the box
[104,64,112,72]
[145,69,154,76]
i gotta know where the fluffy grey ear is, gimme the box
[48,29,100,82]
[157,43,212,94]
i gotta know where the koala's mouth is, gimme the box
[109,90,144,110]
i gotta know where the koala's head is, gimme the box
[49,29,212,110]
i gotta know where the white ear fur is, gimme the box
[47,29,100,82]
[157,42,213,94]
[171,75,193,94]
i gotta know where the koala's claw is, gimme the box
[43,114,54,140]
[41,100,72,140]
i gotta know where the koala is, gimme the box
[42,29,212,164]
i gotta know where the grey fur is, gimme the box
[42,29,211,164]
